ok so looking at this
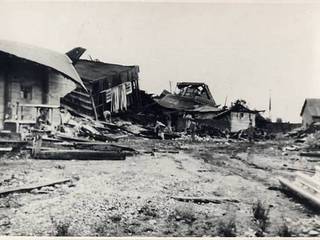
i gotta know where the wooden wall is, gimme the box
[8,61,46,121]
[230,112,256,132]
[48,70,76,125]
[301,106,314,129]
[0,58,76,127]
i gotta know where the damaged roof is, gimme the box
[75,59,139,82]
[0,40,86,90]
[300,98,320,117]
[154,94,220,112]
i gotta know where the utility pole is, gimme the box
[224,96,228,106]
[169,81,172,93]
[268,89,272,121]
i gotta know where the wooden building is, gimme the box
[210,100,262,132]
[300,98,320,129]
[0,40,85,129]
[61,59,141,119]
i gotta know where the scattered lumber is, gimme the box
[34,149,126,160]
[0,140,28,152]
[171,196,239,204]
[72,142,137,155]
[0,178,71,197]
[56,133,90,142]
[281,167,315,174]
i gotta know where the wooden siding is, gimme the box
[0,60,76,127]
[302,106,316,129]
[230,112,256,132]
[48,70,76,125]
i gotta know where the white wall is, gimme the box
[48,70,76,126]
[230,112,256,132]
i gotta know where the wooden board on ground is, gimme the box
[172,196,239,204]
[279,175,320,209]
[34,149,126,160]
[0,179,71,197]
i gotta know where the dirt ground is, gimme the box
[0,138,319,237]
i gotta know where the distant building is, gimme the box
[211,100,262,132]
[0,40,85,130]
[61,59,141,119]
[300,98,320,128]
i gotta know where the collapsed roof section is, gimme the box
[154,82,219,113]
[213,100,264,119]
[0,39,87,91]
[74,59,139,83]
[154,94,220,113]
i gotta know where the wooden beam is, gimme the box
[34,149,126,160]
[171,196,239,204]
[0,178,71,197]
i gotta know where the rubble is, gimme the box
[0,40,318,237]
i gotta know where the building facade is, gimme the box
[300,98,320,129]
[0,40,85,128]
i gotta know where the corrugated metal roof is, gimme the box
[0,40,86,90]
[300,98,320,116]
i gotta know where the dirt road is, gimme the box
[0,138,319,236]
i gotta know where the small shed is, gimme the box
[213,100,262,132]
[300,98,320,129]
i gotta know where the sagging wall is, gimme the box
[48,70,76,125]
[230,112,256,132]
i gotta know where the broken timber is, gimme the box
[171,196,239,204]
[279,166,320,209]
[0,178,71,197]
[34,149,126,160]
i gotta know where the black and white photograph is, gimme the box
[0,0,319,237]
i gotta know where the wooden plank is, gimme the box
[34,150,126,160]
[171,196,239,204]
[56,133,91,142]
[74,142,136,152]
[0,178,71,197]
[279,177,320,209]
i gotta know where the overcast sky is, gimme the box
[1,1,320,122]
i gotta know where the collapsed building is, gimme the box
[151,82,221,131]
[0,40,86,132]
[199,100,263,133]
[150,82,263,134]
[61,60,141,120]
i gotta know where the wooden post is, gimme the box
[90,93,98,120]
